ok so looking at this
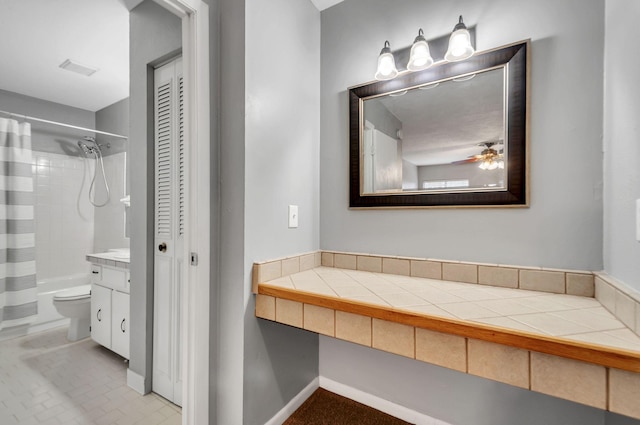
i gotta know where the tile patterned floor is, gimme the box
[0,327,181,425]
[267,267,640,352]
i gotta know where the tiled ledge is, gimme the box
[255,287,640,420]
[86,254,130,270]
[595,272,640,335]
[252,251,594,297]
[253,251,640,420]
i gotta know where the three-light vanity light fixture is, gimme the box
[375,15,475,81]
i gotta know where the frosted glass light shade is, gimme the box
[444,16,475,62]
[407,29,433,71]
[375,41,398,80]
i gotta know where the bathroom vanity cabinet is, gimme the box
[90,263,130,359]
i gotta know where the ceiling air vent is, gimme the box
[59,59,98,77]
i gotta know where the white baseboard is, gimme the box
[264,377,319,425]
[319,376,452,425]
[127,369,147,395]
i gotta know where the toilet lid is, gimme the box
[53,285,92,301]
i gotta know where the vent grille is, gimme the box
[155,80,173,237]
[178,76,185,236]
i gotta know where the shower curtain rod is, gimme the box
[0,109,128,140]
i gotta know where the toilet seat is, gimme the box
[53,285,91,302]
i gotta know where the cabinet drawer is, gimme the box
[101,267,127,291]
[90,265,102,283]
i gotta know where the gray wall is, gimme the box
[603,0,640,291]
[320,337,640,425]
[243,0,322,423]
[318,0,621,424]
[128,0,181,391]
[96,98,129,156]
[218,0,321,422]
[364,99,402,140]
[0,89,94,156]
[320,0,604,271]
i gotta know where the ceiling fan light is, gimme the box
[375,40,398,80]
[407,29,434,72]
[445,16,475,62]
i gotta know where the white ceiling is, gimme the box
[0,0,129,112]
[374,69,505,166]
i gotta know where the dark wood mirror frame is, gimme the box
[349,40,529,209]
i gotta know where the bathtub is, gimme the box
[0,273,91,341]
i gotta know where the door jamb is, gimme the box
[153,1,210,424]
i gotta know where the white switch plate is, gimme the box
[636,200,640,242]
[288,205,299,228]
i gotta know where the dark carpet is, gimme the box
[283,388,413,425]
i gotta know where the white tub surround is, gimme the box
[254,252,640,421]
[87,252,130,359]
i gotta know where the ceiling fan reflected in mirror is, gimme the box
[452,141,504,170]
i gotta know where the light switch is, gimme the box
[288,205,299,228]
[636,200,640,242]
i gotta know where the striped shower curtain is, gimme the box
[0,118,37,329]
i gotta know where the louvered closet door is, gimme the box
[153,57,184,406]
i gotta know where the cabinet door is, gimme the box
[111,291,130,359]
[91,284,111,348]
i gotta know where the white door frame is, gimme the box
[153,1,210,424]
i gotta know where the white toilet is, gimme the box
[52,285,92,341]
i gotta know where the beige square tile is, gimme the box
[335,311,372,346]
[411,260,441,279]
[335,253,357,270]
[300,253,316,272]
[511,312,592,336]
[303,304,335,336]
[519,270,565,294]
[255,295,276,321]
[566,273,595,297]
[615,290,636,330]
[383,258,411,276]
[636,307,640,337]
[439,302,500,320]
[549,308,625,332]
[282,257,300,277]
[357,256,382,273]
[321,252,334,267]
[275,298,303,328]
[467,339,529,388]
[530,352,606,409]
[476,299,539,316]
[415,328,466,372]
[257,261,282,283]
[442,263,478,284]
[377,292,429,307]
[314,252,322,267]
[595,276,616,313]
[372,319,415,358]
[610,368,640,419]
[478,266,518,289]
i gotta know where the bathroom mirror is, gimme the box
[349,41,529,208]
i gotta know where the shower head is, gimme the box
[78,136,99,155]
[78,140,92,154]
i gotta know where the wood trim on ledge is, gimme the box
[258,284,640,373]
